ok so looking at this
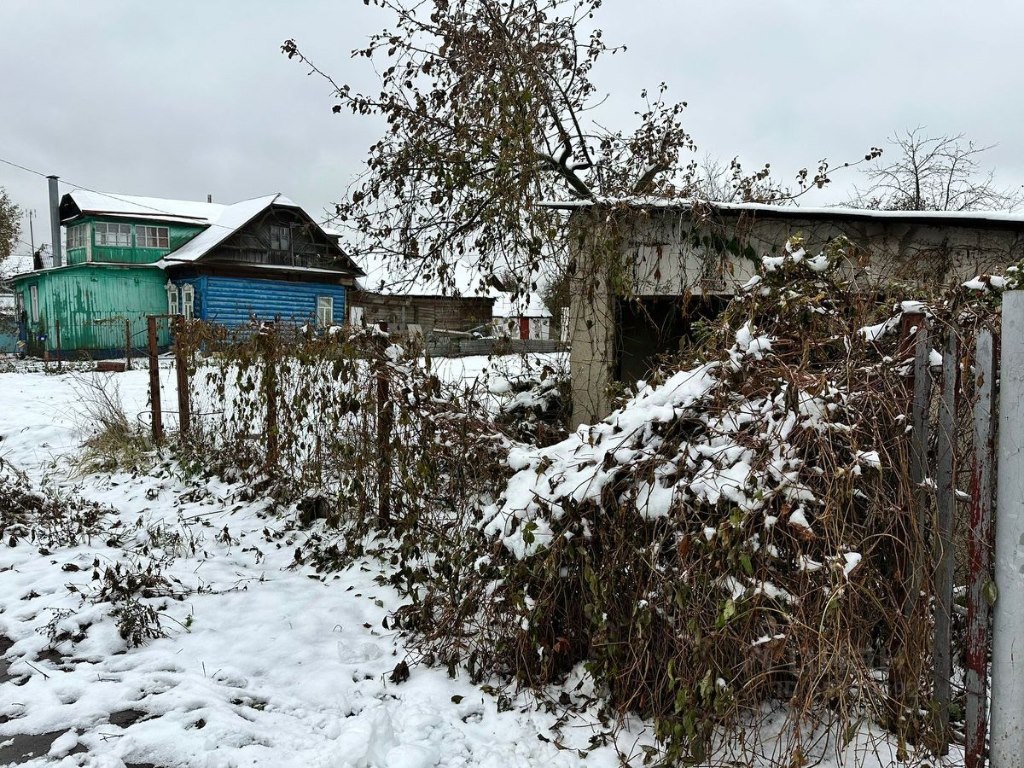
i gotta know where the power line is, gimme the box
[1,152,380,281]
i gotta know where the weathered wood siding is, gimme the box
[14,264,170,354]
[174,275,348,327]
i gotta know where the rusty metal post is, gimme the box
[147,316,163,443]
[173,317,191,438]
[966,328,997,768]
[376,341,393,528]
[55,319,62,371]
[933,330,958,753]
[125,319,132,370]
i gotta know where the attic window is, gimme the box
[94,222,132,247]
[137,225,170,249]
[270,225,290,251]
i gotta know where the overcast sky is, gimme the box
[3,0,1024,275]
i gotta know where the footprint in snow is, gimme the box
[336,640,383,664]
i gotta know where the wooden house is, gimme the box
[350,290,495,336]
[11,190,362,357]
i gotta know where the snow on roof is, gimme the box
[492,291,551,319]
[159,194,283,264]
[63,190,227,224]
[541,196,1024,228]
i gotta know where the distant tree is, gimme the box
[0,187,21,267]
[849,127,1023,212]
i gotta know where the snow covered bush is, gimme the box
[398,238,964,764]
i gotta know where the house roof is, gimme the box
[60,190,227,225]
[159,194,284,264]
[542,197,1024,231]
[156,194,363,276]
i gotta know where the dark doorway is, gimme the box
[615,295,728,387]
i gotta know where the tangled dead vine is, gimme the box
[174,249,1006,764]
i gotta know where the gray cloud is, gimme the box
[3,0,1023,270]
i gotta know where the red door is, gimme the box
[519,317,530,340]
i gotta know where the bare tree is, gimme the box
[849,127,1023,212]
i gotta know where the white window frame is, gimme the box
[94,222,132,247]
[316,296,333,328]
[181,283,195,320]
[136,225,170,249]
[67,223,89,250]
[29,285,39,323]
[166,281,179,316]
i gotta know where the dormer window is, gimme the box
[137,225,170,249]
[94,222,131,247]
[270,225,290,251]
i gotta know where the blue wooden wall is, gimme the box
[173,276,347,327]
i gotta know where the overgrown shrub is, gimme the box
[390,240,997,765]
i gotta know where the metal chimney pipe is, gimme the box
[47,175,62,268]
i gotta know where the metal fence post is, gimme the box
[991,292,1024,768]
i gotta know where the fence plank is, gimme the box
[933,330,958,752]
[966,328,997,768]
[147,316,163,443]
[174,317,191,438]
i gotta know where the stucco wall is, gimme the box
[569,205,1024,427]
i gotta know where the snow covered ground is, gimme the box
[0,356,961,767]
[0,357,631,768]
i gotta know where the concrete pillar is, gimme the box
[990,290,1024,767]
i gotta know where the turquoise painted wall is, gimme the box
[65,216,206,266]
[14,264,170,355]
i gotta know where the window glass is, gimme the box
[95,222,131,247]
[316,296,333,327]
[270,225,290,251]
[167,283,179,316]
[67,224,88,249]
[137,225,170,249]
[29,285,39,322]
[181,284,195,320]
